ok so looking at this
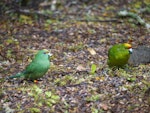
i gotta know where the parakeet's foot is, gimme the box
[32,79,43,83]
[111,66,120,71]
[34,80,38,83]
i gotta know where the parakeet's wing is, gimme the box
[24,59,50,80]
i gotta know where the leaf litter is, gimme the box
[0,0,150,113]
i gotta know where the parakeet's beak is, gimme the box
[48,53,53,57]
[129,48,133,54]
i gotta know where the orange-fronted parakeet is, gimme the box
[9,49,52,80]
[108,43,132,68]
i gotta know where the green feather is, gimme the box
[9,49,52,80]
[9,72,24,79]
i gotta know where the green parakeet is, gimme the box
[108,43,132,68]
[9,49,52,80]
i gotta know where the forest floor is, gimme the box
[0,0,150,113]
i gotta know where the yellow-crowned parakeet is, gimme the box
[108,43,132,68]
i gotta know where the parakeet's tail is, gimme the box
[9,72,24,79]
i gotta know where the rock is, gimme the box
[128,46,150,66]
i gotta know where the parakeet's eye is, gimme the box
[43,52,52,56]
[43,51,49,54]
[42,49,52,56]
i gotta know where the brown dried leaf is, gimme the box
[87,48,96,55]
[76,65,87,71]
[100,103,108,110]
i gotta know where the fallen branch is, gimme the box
[7,9,122,23]
[118,10,150,29]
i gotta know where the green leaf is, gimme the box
[33,85,42,94]
[28,92,33,96]
[91,107,99,113]
[86,94,100,102]
[127,77,136,82]
[29,107,41,113]
[49,99,57,104]
[51,95,60,100]
[90,64,97,75]
[38,102,42,107]
[45,91,52,98]
[46,101,52,107]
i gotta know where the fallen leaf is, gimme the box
[100,103,108,110]
[76,65,87,71]
[87,48,96,55]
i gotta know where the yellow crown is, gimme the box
[124,43,132,49]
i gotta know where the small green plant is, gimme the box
[91,105,105,113]
[54,75,74,86]
[19,15,33,24]
[91,107,99,113]
[127,77,136,82]
[86,94,100,102]
[28,107,41,113]
[28,85,60,108]
[90,64,97,75]
[68,42,85,52]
